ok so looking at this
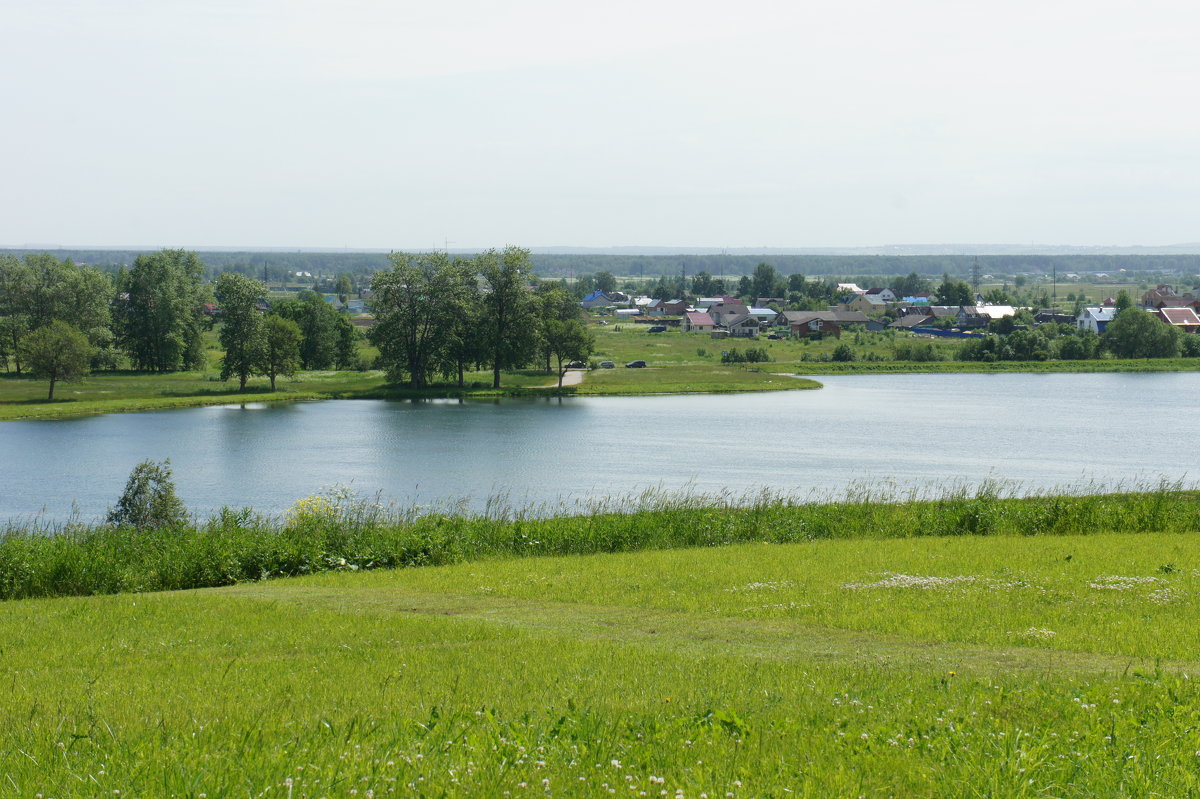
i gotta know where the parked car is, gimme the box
[567,360,586,368]
[625,360,647,368]
[647,325,667,333]
[767,333,782,340]
[599,361,615,369]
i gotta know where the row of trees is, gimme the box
[0,249,211,375]
[368,247,593,389]
[1,249,365,397]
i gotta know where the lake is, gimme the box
[2,372,1196,524]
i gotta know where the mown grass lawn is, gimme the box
[5,530,1200,797]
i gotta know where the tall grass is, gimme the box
[2,481,1198,600]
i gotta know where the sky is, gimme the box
[2,0,1199,250]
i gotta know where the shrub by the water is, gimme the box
[106,459,189,530]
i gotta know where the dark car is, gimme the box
[625,360,647,368]
[567,360,586,368]
[647,325,667,333]
[599,361,616,369]
[767,333,782,340]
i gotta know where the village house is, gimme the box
[1077,306,1117,333]
[844,293,891,316]
[747,307,778,325]
[1157,307,1200,333]
[580,290,617,310]
[888,313,934,330]
[723,313,762,338]
[957,305,1016,328]
[777,310,869,338]
[645,299,689,316]
[706,302,750,326]
[865,287,897,302]
[681,311,715,332]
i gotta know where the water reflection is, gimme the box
[2,373,1198,523]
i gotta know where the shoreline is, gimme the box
[3,356,1199,421]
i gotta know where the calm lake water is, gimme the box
[2,373,1196,524]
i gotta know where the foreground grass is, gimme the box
[5,529,1200,797]
[3,486,1197,601]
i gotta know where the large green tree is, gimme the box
[368,252,474,388]
[215,272,266,391]
[257,315,302,390]
[935,276,973,306]
[0,254,115,372]
[1102,308,1180,359]
[119,249,208,372]
[478,247,539,389]
[19,320,93,400]
[535,284,584,373]
[751,262,784,300]
[543,319,594,387]
[271,290,341,369]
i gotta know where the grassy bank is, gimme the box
[5,323,1199,420]
[6,522,1200,796]
[3,484,1197,601]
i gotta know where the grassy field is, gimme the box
[3,322,1197,420]
[6,524,1200,797]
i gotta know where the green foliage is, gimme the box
[106,459,189,530]
[479,247,540,389]
[257,315,302,390]
[18,320,93,399]
[1102,307,1181,358]
[935,277,973,305]
[271,290,343,369]
[4,485,1200,602]
[890,271,930,297]
[750,262,785,300]
[543,319,594,384]
[368,251,475,388]
[215,272,266,390]
[720,347,771,364]
[831,343,856,362]
[1057,330,1100,360]
[118,249,208,371]
[892,340,941,362]
[593,270,617,293]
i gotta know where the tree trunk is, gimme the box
[492,362,501,389]
[47,373,56,400]
[269,373,277,391]
[239,373,248,391]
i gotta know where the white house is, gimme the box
[1077,306,1117,333]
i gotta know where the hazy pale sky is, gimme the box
[3,0,1198,249]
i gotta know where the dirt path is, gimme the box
[539,369,585,389]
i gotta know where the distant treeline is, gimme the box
[4,249,1200,281]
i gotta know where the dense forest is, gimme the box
[3,248,1200,283]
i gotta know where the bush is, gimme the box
[831,344,855,362]
[107,460,189,530]
[893,341,941,362]
[721,347,771,364]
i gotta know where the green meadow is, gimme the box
[6,525,1200,798]
[4,322,1200,420]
